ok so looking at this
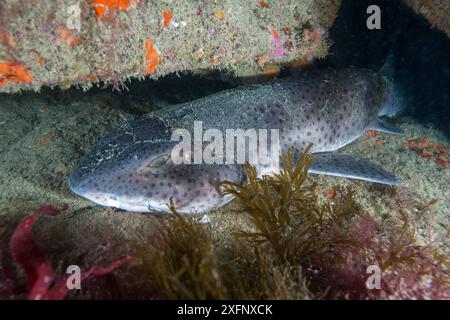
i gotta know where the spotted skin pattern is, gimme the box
[69,67,402,213]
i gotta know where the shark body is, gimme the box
[69,67,404,213]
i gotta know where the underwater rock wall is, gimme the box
[0,0,340,93]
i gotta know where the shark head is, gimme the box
[69,116,243,213]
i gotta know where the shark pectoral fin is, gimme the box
[369,118,403,135]
[309,154,403,186]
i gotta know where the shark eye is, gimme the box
[149,154,171,167]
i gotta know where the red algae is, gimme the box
[404,137,450,170]
[259,1,270,9]
[162,11,173,28]
[0,61,33,87]
[89,0,136,20]
[8,204,136,300]
[145,39,161,74]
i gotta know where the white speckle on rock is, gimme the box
[172,20,187,28]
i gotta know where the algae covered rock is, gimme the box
[402,0,450,37]
[0,0,341,93]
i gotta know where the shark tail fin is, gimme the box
[378,50,407,118]
[379,50,395,81]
